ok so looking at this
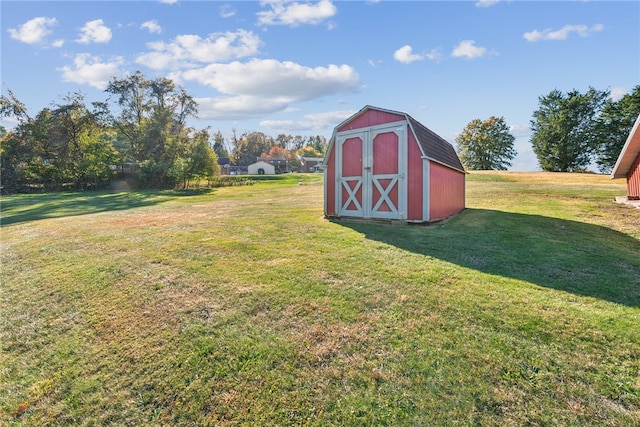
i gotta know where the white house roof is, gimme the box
[249,160,274,167]
[611,114,640,179]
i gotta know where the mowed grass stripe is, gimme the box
[1,172,639,425]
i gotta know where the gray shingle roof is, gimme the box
[405,114,465,173]
[326,105,465,173]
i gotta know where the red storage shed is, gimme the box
[611,114,640,200]
[323,105,466,223]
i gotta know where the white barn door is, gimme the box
[336,122,406,219]
[336,132,365,217]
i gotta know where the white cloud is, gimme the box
[260,109,357,131]
[136,30,261,69]
[183,59,358,98]
[8,17,57,44]
[58,53,125,89]
[523,24,604,42]
[159,0,178,4]
[141,20,162,34]
[426,48,443,62]
[52,39,65,48]
[195,95,290,120]
[393,45,424,64]
[610,87,628,102]
[475,0,499,7]
[77,19,112,44]
[393,46,442,63]
[183,58,359,119]
[451,40,488,59]
[257,0,337,27]
[509,124,530,137]
[220,5,236,18]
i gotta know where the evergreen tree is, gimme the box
[595,86,640,173]
[530,88,608,172]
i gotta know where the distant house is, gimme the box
[218,157,231,175]
[248,160,275,175]
[300,157,324,173]
[257,156,290,174]
[611,114,640,201]
[323,105,466,223]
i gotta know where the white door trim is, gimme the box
[335,121,407,220]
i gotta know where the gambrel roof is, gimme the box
[405,114,465,173]
[611,114,640,179]
[325,105,465,173]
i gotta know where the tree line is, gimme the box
[3,73,638,194]
[0,71,327,194]
[456,86,640,173]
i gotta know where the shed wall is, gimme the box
[429,161,465,220]
[338,110,405,132]
[325,145,336,215]
[406,130,424,220]
[326,107,466,222]
[628,153,640,199]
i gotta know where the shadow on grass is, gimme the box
[337,208,640,307]
[0,190,199,226]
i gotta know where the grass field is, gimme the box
[1,172,639,426]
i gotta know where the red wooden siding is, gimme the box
[326,106,465,222]
[429,161,465,220]
[372,179,396,211]
[406,131,424,221]
[338,110,404,132]
[372,132,399,212]
[342,137,363,176]
[628,153,640,199]
[372,132,398,175]
[341,137,364,210]
[325,144,336,215]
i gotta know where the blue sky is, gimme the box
[2,0,639,171]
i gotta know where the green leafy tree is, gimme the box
[291,135,306,151]
[275,133,293,150]
[211,130,230,160]
[233,131,273,166]
[172,129,219,189]
[594,85,640,173]
[456,116,516,170]
[76,130,119,190]
[0,91,115,192]
[1,91,32,192]
[105,71,198,188]
[1,130,22,193]
[530,87,608,172]
[0,90,30,122]
[25,109,60,190]
[229,129,244,166]
[308,135,328,155]
[46,93,104,190]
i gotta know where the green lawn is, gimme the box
[1,172,639,425]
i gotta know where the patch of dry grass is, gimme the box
[1,172,639,425]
